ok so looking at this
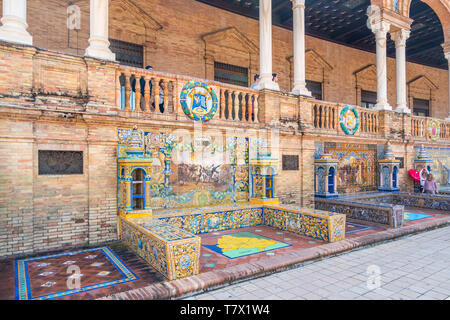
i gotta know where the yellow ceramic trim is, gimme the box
[119,211,153,219]
[251,198,279,204]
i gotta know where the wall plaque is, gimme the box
[38,151,83,175]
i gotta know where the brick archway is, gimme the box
[370,0,449,42]
[418,0,450,43]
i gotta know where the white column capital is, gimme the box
[391,29,410,48]
[291,0,306,9]
[445,52,450,62]
[0,0,32,46]
[370,21,391,37]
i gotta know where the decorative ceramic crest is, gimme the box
[427,119,440,141]
[339,105,360,135]
[180,81,218,122]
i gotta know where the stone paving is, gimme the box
[186,225,450,300]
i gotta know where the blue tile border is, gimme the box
[345,222,376,235]
[15,246,138,300]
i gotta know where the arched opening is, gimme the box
[328,167,336,194]
[406,0,446,70]
[382,166,390,189]
[265,167,275,199]
[393,166,398,188]
[132,168,145,210]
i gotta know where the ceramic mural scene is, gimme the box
[118,127,250,211]
[317,143,378,194]
[413,146,450,192]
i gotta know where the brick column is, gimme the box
[0,0,32,45]
[85,0,115,61]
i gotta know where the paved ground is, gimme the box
[186,225,450,300]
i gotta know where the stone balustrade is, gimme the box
[116,65,260,124]
[0,42,449,142]
[411,115,450,141]
[311,100,379,136]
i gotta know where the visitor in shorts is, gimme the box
[423,174,439,194]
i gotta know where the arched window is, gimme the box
[393,166,398,188]
[132,168,145,210]
[328,167,335,194]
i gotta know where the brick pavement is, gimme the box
[187,225,450,300]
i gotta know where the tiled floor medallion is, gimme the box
[15,247,138,300]
[345,222,376,235]
[404,212,433,221]
[203,231,291,259]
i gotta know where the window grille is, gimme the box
[361,90,377,109]
[109,39,143,68]
[413,98,430,117]
[214,62,249,87]
[306,80,323,100]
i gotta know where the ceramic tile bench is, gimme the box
[315,197,404,228]
[119,217,201,280]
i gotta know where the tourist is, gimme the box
[129,66,154,111]
[142,65,153,95]
[423,174,439,195]
[272,73,278,83]
[443,164,450,185]
[419,168,429,192]
[250,74,260,89]
[158,80,165,113]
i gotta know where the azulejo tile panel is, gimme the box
[119,128,252,210]
[158,207,264,235]
[321,192,450,228]
[119,217,200,280]
[15,247,138,300]
[203,231,291,259]
[315,198,394,226]
[119,204,346,280]
[263,206,346,242]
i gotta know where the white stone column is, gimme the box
[256,0,279,91]
[446,53,450,121]
[370,21,392,111]
[392,29,410,114]
[0,0,32,45]
[85,0,115,61]
[291,0,311,96]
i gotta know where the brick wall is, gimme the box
[0,114,120,257]
[0,0,448,118]
[0,0,449,257]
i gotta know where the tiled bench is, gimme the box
[263,206,346,243]
[157,204,346,243]
[315,197,404,228]
[119,203,347,280]
[119,217,201,280]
